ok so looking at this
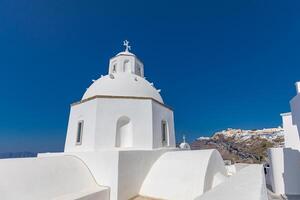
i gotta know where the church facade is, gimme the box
[0,41,268,200]
[65,41,175,152]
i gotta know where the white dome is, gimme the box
[179,142,191,150]
[82,73,163,103]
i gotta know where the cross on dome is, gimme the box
[123,40,131,52]
[179,134,190,150]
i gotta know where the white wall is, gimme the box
[40,149,175,200]
[65,98,153,151]
[117,149,173,200]
[195,165,268,200]
[40,151,119,200]
[152,101,175,148]
[65,97,175,151]
[65,99,98,152]
[268,148,300,195]
[267,83,300,196]
[290,84,300,149]
[268,148,285,195]
[0,156,109,200]
[95,98,154,150]
[281,113,300,149]
[139,150,228,200]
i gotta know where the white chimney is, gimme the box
[296,82,300,94]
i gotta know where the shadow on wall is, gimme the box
[283,148,300,195]
[116,116,133,148]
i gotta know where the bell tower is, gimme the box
[108,40,144,77]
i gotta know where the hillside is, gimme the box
[191,127,284,164]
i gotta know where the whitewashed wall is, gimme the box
[268,148,285,195]
[95,98,153,149]
[281,113,300,149]
[152,100,175,148]
[289,82,300,149]
[0,156,109,200]
[117,149,173,200]
[268,148,300,195]
[64,99,98,152]
[65,97,174,151]
[139,150,228,200]
[195,165,268,200]
[40,149,174,200]
[268,82,300,196]
[41,151,120,200]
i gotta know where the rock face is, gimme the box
[191,127,284,164]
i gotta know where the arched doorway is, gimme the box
[115,116,133,148]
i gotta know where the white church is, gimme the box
[65,40,175,152]
[0,41,268,200]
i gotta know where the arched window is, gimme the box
[115,116,133,148]
[137,67,141,76]
[123,60,130,72]
[112,64,117,73]
[161,120,168,146]
[135,64,142,76]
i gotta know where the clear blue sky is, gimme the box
[1,0,300,153]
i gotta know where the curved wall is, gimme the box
[196,165,268,200]
[203,150,228,192]
[0,156,108,200]
[139,149,228,200]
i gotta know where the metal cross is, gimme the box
[123,40,131,52]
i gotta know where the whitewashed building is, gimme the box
[65,41,175,152]
[0,41,268,200]
[268,83,300,196]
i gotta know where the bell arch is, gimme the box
[123,60,131,73]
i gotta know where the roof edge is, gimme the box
[71,95,173,111]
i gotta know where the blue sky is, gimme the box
[0,0,300,152]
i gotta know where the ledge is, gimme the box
[71,95,173,111]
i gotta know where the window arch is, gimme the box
[112,64,117,73]
[135,64,142,76]
[137,67,141,76]
[123,60,130,72]
[115,116,133,148]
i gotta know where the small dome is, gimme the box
[179,135,191,150]
[82,73,163,103]
[179,142,191,150]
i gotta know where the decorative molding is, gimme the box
[71,95,173,111]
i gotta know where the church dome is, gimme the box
[83,40,164,103]
[82,73,163,103]
[179,135,191,150]
[179,142,191,150]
